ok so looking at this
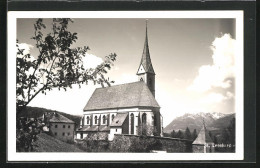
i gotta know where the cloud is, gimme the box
[114,73,137,85]
[16,43,35,61]
[82,53,103,69]
[199,91,234,104]
[187,34,235,92]
[199,93,225,104]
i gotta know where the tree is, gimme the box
[137,125,154,136]
[227,117,235,146]
[192,129,197,140]
[170,130,176,138]
[184,127,192,140]
[176,130,184,139]
[209,131,213,139]
[16,18,117,151]
[16,18,117,113]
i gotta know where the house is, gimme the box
[76,21,163,140]
[42,112,75,140]
[192,120,215,153]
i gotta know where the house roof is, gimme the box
[137,20,155,75]
[45,113,75,124]
[110,113,128,127]
[83,81,160,111]
[192,124,214,145]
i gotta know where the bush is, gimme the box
[110,135,163,152]
[76,132,109,152]
[16,117,44,152]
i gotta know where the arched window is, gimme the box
[130,113,134,135]
[111,114,115,121]
[103,115,106,124]
[142,113,147,125]
[81,117,84,126]
[140,77,143,81]
[94,116,98,125]
[86,116,90,125]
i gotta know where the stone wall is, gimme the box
[110,134,192,152]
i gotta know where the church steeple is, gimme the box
[137,20,156,97]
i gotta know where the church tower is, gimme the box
[137,20,156,97]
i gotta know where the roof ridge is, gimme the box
[95,81,143,90]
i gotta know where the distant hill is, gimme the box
[31,133,84,152]
[208,113,235,129]
[17,106,82,127]
[164,112,235,133]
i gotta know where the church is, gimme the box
[76,21,163,140]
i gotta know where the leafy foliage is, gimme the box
[137,125,155,136]
[184,127,192,140]
[16,18,117,112]
[16,117,44,152]
[16,18,117,152]
[192,129,198,141]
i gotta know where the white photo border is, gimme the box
[7,11,244,161]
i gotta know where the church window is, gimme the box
[94,116,98,125]
[81,117,85,126]
[116,129,117,132]
[80,133,83,139]
[112,114,115,121]
[142,113,147,125]
[68,125,70,128]
[55,125,57,128]
[103,115,106,124]
[62,132,65,136]
[86,116,90,125]
[130,113,134,135]
[140,77,143,81]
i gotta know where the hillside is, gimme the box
[209,113,235,128]
[164,112,235,133]
[31,133,84,152]
[17,106,82,126]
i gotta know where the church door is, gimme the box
[130,113,134,134]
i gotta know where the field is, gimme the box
[32,133,83,152]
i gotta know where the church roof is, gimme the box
[77,125,110,132]
[192,123,214,145]
[83,81,160,111]
[137,20,155,75]
[110,113,128,127]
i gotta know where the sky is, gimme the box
[17,18,236,126]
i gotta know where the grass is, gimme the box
[31,133,84,152]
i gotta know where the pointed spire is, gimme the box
[137,19,155,75]
[192,119,214,145]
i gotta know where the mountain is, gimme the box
[209,113,235,129]
[164,112,235,133]
[17,106,82,127]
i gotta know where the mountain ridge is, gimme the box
[17,106,82,127]
[164,112,235,133]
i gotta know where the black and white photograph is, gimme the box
[8,11,244,161]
